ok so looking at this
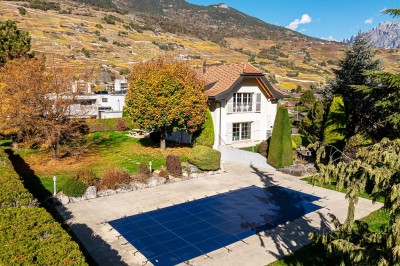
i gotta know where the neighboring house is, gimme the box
[70,93,126,119]
[201,63,286,148]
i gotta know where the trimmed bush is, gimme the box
[268,105,293,168]
[98,168,130,190]
[188,146,220,171]
[323,95,347,150]
[0,207,87,265]
[0,152,36,208]
[0,149,87,265]
[74,169,98,186]
[137,163,150,179]
[86,118,134,133]
[166,155,182,177]
[193,109,214,147]
[257,140,269,158]
[63,178,87,197]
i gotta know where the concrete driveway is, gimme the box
[58,163,382,266]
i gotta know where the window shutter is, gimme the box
[254,120,260,140]
[227,97,233,114]
[225,123,232,145]
[255,93,261,112]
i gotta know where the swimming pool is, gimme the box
[109,185,321,265]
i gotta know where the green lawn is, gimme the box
[7,131,192,196]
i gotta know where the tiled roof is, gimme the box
[200,63,263,97]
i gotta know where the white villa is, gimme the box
[71,93,126,119]
[201,63,286,148]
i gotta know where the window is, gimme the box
[233,93,253,112]
[232,122,251,141]
[102,98,108,103]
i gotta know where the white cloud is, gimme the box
[286,14,312,31]
[364,18,373,24]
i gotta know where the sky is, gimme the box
[186,0,400,41]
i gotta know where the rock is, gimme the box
[83,186,97,200]
[69,196,84,203]
[281,164,316,177]
[153,170,161,176]
[147,176,166,187]
[182,172,189,178]
[116,184,132,193]
[208,171,215,175]
[189,173,199,179]
[215,169,224,174]
[57,194,70,205]
[189,164,199,173]
[131,181,147,190]
[97,189,117,197]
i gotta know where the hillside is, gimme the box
[1,0,400,90]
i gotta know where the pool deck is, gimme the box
[58,163,382,266]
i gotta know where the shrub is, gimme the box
[257,139,269,158]
[0,207,87,265]
[193,108,214,147]
[85,118,134,132]
[74,169,98,186]
[159,168,169,179]
[188,146,220,171]
[137,163,150,179]
[166,155,182,177]
[18,7,27,15]
[292,135,302,148]
[98,168,130,190]
[63,178,87,197]
[268,105,293,168]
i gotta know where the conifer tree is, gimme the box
[0,20,32,66]
[268,105,293,168]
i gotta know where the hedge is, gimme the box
[268,105,293,168]
[0,149,88,265]
[0,152,35,208]
[0,207,87,265]
[85,118,135,132]
[193,109,214,147]
[188,146,220,171]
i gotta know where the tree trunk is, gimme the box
[160,127,166,151]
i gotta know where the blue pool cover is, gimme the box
[109,185,321,265]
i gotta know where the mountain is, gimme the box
[77,0,318,45]
[342,21,400,49]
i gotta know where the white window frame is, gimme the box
[232,122,252,142]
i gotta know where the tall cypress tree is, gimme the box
[330,34,380,137]
[268,105,293,168]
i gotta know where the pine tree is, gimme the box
[0,20,32,66]
[330,34,380,137]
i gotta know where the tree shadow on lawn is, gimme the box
[4,149,126,266]
[245,165,334,264]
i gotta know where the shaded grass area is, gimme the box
[10,131,192,197]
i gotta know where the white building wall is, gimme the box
[212,79,278,148]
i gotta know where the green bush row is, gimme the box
[0,150,88,265]
[85,118,135,132]
[0,207,87,265]
[0,152,35,208]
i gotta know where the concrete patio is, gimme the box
[58,163,382,266]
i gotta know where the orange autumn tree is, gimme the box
[125,59,208,150]
[0,57,84,159]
